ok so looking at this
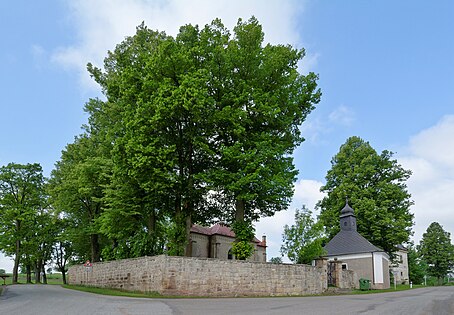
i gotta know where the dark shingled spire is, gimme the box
[340,197,354,217]
[340,198,357,231]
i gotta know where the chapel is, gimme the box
[324,201,390,289]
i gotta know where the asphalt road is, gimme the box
[1,284,454,315]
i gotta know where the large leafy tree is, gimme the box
[87,23,215,256]
[317,136,414,256]
[82,17,319,257]
[418,222,454,285]
[0,163,46,283]
[204,18,320,226]
[48,136,110,262]
[281,206,326,264]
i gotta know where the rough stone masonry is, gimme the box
[68,255,355,297]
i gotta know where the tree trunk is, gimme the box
[13,220,21,284]
[35,259,42,283]
[13,239,20,284]
[91,234,100,262]
[34,263,39,283]
[41,264,47,284]
[26,264,32,283]
[235,198,245,223]
[62,269,67,284]
[173,194,185,256]
[184,213,192,257]
[147,212,156,255]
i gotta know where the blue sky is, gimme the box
[1,0,453,270]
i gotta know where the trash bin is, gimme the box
[359,278,371,290]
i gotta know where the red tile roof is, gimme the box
[190,223,266,247]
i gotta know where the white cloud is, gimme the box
[328,104,355,127]
[53,0,306,91]
[255,178,325,261]
[301,105,355,144]
[398,115,454,244]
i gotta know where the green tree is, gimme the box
[230,221,255,260]
[269,257,283,264]
[281,206,326,264]
[317,136,414,256]
[418,222,454,285]
[28,207,55,284]
[48,136,110,262]
[0,163,45,283]
[86,23,217,256]
[203,18,320,228]
[407,244,426,285]
[83,17,320,256]
[51,217,74,284]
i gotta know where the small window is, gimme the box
[344,221,347,226]
[342,264,348,270]
[228,248,233,260]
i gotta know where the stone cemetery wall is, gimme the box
[68,255,334,297]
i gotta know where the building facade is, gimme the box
[190,224,267,262]
[390,245,409,284]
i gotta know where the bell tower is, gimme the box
[340,199,357,231]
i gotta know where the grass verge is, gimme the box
[57,282,446,299]
[351,284,425,294]
[62,284,162,298]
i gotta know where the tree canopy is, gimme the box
[407,243,426,285]
[0,163,47,283]
[281,206,325,264]
[317,136,414,256]
[418,222,454,284]
[47,17,320,261]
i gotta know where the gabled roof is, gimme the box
[324,229,383,256]
[190,223,266,247]
[190,224,235,238]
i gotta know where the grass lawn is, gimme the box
[2,273,64,285]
